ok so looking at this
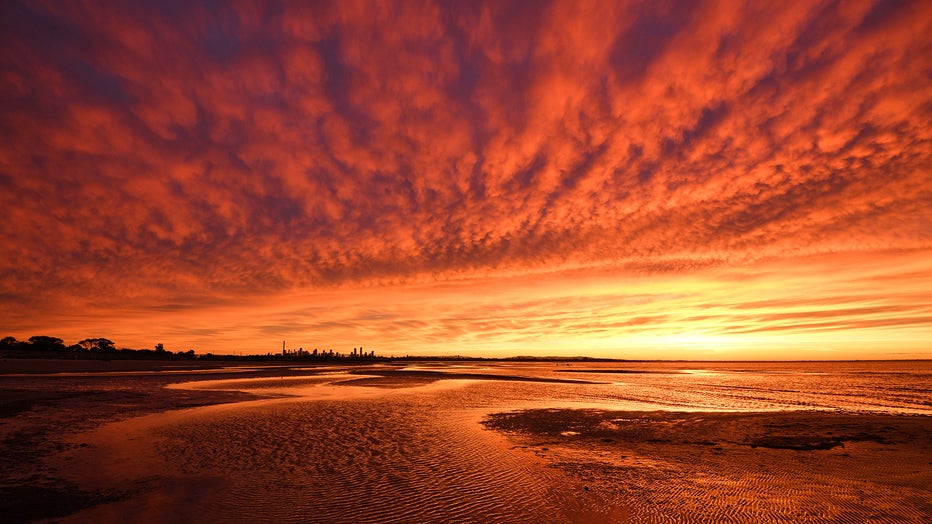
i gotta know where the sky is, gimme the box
[1,0,930,359]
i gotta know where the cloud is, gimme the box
[1,0,930,355]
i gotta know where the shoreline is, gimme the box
[3,356,930,376]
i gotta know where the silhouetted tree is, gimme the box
[78,338,116,352]
[155,343,165,353]
[1,336,19,350]
[28,336,66,351]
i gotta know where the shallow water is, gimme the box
[42,361,932,522]
[526,360,932,414]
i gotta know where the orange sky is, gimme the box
[1,1,930,358]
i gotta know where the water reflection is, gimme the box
[166,360,931,414]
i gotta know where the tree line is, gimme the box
[0,335,390,362]
[0,335,196,360]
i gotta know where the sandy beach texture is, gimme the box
[482,409,932,522]
[1,359,930,522]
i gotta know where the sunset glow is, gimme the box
[1,1,930,358]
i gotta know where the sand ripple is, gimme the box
[483,409,932,523]
[149,397,593,523]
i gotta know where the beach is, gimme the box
[483,409,931,522]
[1,359,930,522]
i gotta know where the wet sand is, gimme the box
[0,360,331,522]
[0,361,595,522]
[2,360,931,522]
[482,409,932,522]
[0,358,275,375]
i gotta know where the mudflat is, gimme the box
[483,409,932,522]
[0,360,312,522]
[0,357,278,374]
[2,360,931,522]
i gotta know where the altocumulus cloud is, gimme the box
[0,0,930,338]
